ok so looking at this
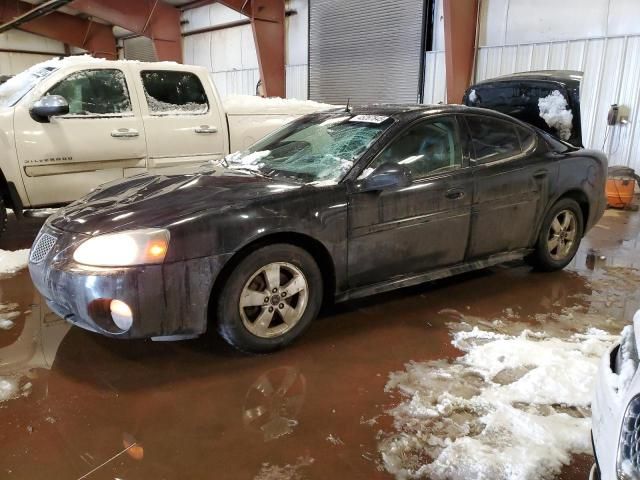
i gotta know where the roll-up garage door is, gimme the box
[123,36,157,62]
[309,0,425,104]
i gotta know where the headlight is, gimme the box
[73,229,170,267]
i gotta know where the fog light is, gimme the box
[110,300,133,331]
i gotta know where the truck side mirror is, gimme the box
[30,95,69,123]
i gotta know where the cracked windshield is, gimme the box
[223,114,393,184]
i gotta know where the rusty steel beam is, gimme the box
[70,0,182,62]
[443,0,479,103]
[217,0,286,98]
[0,0,117,59]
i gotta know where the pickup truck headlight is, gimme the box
[73,229,170,267]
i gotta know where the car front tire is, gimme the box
[528,197,584,271]
[216,244,323,353]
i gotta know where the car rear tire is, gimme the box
[528,198,584,271]
[216,244,323,353]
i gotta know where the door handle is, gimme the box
[445,189,465,200]
[195,125,217,134]
[533,170,548,179]
[111,128,139,138]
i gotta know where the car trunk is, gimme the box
[463,70,583,148]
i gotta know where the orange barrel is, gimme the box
[606,177,636,208]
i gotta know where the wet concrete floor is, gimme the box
[0,207,639,479]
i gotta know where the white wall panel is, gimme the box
[0,30,65,75]
[481,0,640,47]
[182,0,308,99]
[422,51,446,104]
[475,35,640,172]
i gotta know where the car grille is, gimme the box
[619,395,640,479]
[29,233,57,264]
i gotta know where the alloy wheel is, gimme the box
[547,209,578,261]
[239,262,309,338]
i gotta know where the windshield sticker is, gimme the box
[349,115,389,124]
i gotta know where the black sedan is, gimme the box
[29,101,607,352]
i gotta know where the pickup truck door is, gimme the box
[131,67,228,169]
[13,66,147,206]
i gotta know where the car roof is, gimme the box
[472,70,583,85]
[322,103,517,122]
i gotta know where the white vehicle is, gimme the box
[0,56,329,234]
[591,310,640,480]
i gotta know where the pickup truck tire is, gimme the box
[528,198,584,271]
[0,198,7,238]
[216,244,323,353]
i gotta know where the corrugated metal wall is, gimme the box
[182,0,308,99]
[423,34,640,172]
[0,30,65,75]
[422,51,446,104]
[476,35,640,171]
[309,0,425,104]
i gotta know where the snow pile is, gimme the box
[0,249,29,275]
[538,90,573,141]
[0,377,19,402]
[378,326,617,480]
[0,318,15,330]
[223,95,336,115]
[145,92,207,115]
[0,377,30,403]
[254,455,314,480]
[224,150,271,171]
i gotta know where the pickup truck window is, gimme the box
[141,70,208,115]
[46,69,132,116]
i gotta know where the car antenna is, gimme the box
[345,98,351,113]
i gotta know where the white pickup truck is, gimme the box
[0,56,330,234]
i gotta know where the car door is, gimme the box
[133,67,227,169]
[13,67,147,206]
[464,114,551,258]
[347,115,473,288]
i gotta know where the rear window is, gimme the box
[141,70,208,114]
[465,115,522,164]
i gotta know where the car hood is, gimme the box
[48,164,304,234]
[463,70,583,147]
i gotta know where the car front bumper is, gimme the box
[28,224,232,339]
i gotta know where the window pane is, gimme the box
[47,69,131,115]
[141,70,208,114]
[368,116,461,179]
[466,116,521,164]
[517,125,537,153]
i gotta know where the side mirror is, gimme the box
[30,95,69,123]
[357,162,412,192]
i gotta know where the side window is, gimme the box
[141,70,208,114]
[46,69,131,115]
[465,115,521,164]
[516,125,537,153]
[366,116,462,180]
